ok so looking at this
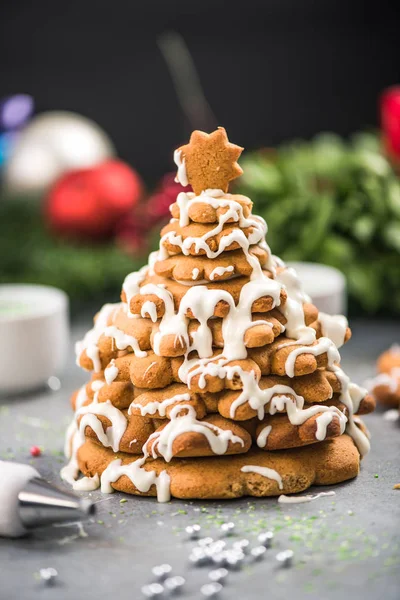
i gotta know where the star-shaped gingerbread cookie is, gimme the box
[177,127,243,195]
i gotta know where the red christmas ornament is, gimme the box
[115,172,191,256]
[115,210,153,255]
[45,160,144,240]
[30,445,42,457]
[381,86,400,163]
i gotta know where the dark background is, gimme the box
[1,0,398,182]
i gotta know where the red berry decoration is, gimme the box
[30,445,42,457]
[45,160,144,240]
[381,86,400,163]
[147,172,191,222]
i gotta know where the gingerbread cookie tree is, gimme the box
[62,127,375,501]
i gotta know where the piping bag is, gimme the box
[0,461,95,538]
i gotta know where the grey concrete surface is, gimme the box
[0,316,399,600]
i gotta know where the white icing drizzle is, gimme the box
[75,304,119,372]
[141,300,158,323]
[100,457,171,502]
[104,325,147,358]
[174,149,188,187]
[104,359,119,385]
[278,491,335,504]
[192,268,200,280]
[256,425,272,448]
[209,265,234,281]
[73,474,100,491]
[318,313,348,348]
[241,465,283,489]
[91,380,105,392]
[283,337,340,378]
[122,265,149,316]
[275,268,316,344]
[129,393,191,417]
[146,405,244,462]
[332,366,370,456]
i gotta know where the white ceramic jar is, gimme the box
[286,262,347,315]
[0,284,69,394]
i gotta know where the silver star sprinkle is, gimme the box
[201,582,223,597]
[233,539,250,553]
[141,583,164,598]
[164,576,185,593]
[211,552,227,567]
[225,556,242,570]
[198,537,214,547]
[186,524,201,539]
[276,549,294,567]
[39,568,58,586]
[208,568,228,583]
[189,548,208,566]
[220,521,235,535]
[151,564,172,580]
[251,546,267,560]
[258,531,274,548]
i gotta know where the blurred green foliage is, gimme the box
[238,132,400,315]
[0,200,145,311]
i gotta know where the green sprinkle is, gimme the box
[97,520,104,525]
[120,498,127,504]
[374,474,379,478]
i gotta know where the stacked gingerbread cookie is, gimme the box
[62,128,375,501]
[365,345,400,413]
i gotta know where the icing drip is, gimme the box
[129,393,191,417]
[122,266,149,316]
[209,265,234,281]
[331,366,370,456]
[278,491,335,504]
[104,359,119,385]
[104,325,147,358]
[256,425,272,448]
[275,268,316,344]
[141,301,158,323]
[91,380,104,392]
[241,465,283,489]
[75,304,119,372]
[100,457,171,503]
[73,474,100,491]
[318,313,348,348]
[146,404,244,462]
[192,268,200,280]
[283,337,340,378]
[174,149,188,187]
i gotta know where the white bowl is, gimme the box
[0,284,69,394]
[286,262,347,315]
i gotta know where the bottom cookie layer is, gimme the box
[77,434,360,500]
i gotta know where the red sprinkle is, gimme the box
[30,446,42,457]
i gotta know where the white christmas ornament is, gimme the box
[3,111,115,195]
